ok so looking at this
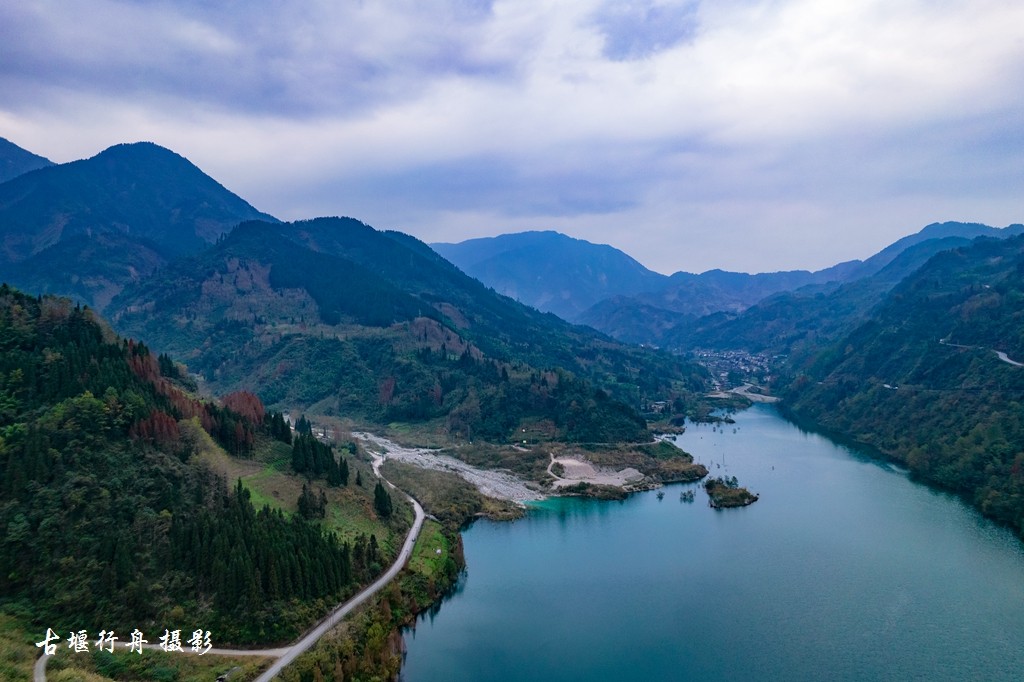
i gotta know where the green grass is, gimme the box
[197,427,410,560]
[407,521,449,579]
[51,647,272,682]
[0,611,35,682]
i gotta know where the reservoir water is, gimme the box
[401,405,1024,681]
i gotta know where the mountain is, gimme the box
[448,223,1018,347]
[432,231,668,321]
[0,141,276,308]
[582,264,861,332]
[779,234,1024,536]
[0,284,378,645]
[578,296,695,346]
[587,222,1024,350]
[0,136,53,183]
[670,231,1000,355]
[111,217,708,443]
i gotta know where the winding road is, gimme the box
[35,479,425,682]
[994,350,1024,367]
[939,338,1023,367]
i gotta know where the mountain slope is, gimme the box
[0,141,276,309]
[582,222,1023,346]
[671,233,990,354]
[0,285,373,644]
[112,218,708,442]
[433,231,668,320]
[780,234,1024,535]
[0,136,53,183]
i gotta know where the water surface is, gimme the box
[402,405,1024,681]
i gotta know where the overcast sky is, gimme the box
[2,0,1022,274]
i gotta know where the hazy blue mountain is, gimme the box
[434,230,865,331]
[0,141,276,308]
[0,136,53,183]
[583,222,1024,347]
[669,233,987,354]
[432,231,668,320]
[578,296,695,346]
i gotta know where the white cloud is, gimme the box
[1,0,1022,273]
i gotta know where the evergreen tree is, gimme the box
[373,480,393,519]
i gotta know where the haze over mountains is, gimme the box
[432,231,667,321]
[437,222,1024,350]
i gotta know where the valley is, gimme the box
[2,133,1023,681]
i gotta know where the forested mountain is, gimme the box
[0,141,275,309]
[779,234,1024,535]
[601,222,1023,351]
[0,285,371,643]
[432,231,668,321]
[0,136,52,183]
[111,218,707,443]
[670,233,994,355]
[436,223,1022,346]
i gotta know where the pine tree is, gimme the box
[373,480,393,519]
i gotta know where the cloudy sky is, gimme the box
[1,0,1022,274]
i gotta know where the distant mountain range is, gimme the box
[3,133,1023,538]
[437,222,1024,350]
[0,137,708,439]
[0,141,275,309]
[0,136,53,183]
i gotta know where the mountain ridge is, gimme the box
[0,136,53,183]
[436,223,1024,348]
[780,233,1024,536]
[110,217,708,442]
[432,230,668,320]
[0,141,277,309]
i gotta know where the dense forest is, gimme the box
[0,286,376,643]
[110,218,706,443]
[781,236,1024,535]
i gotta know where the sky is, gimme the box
[1,0,1022,275]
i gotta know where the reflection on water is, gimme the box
[403,404,1024,682]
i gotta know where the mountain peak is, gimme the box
[432,230,666,320]
[0,136,54,183]
[0,140,277,308]
[89,141,213,179]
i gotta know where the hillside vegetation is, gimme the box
[111,218,708,443]
[781,235,1024,535]
[0,286,394,645]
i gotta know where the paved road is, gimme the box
[940,338,1023,367]
[994,350,1024,367]
[254,491,424,681]
[35,487,426,682]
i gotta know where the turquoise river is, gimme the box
[401,404,1024,681]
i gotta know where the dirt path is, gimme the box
[546,452,644,489]
[354,432,544,503]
